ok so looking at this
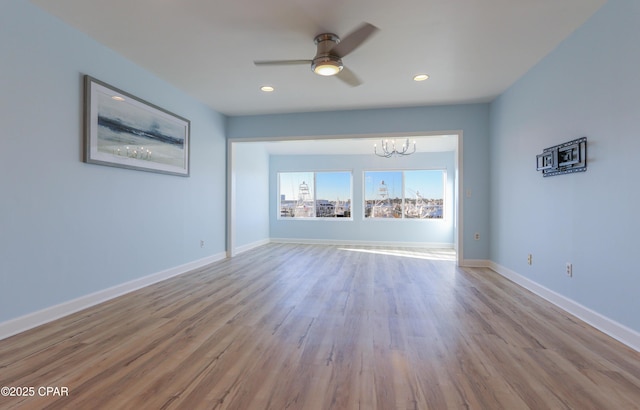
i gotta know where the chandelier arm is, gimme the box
[373,138,416,157]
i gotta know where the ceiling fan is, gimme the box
[254,22,379,87]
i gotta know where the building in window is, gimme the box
[364,170,445,219]
[278,171,352,219]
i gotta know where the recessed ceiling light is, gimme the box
[111,95,125,101]
[260,86,275,92]
[413,74,430,82]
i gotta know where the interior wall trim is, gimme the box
[0,252,227,341]
[270,237,455,249]
[4,248,635,354]
[488,261,640,353]
[234,238,271,255]
[460,259,491,268]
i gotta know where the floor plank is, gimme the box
[0,243,639,409]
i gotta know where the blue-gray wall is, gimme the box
[269,152,455,245]
[0,1,226,322]
[228,104,491,260]
[6,0,638,339]
[490,0,640,332]
[233,143,270,249]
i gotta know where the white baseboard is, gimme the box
[4,250,637,353]
[461,259,490,268]
[234,238,271,255]
[270,237,454,249]
[0,252,227,341]
[488,261,640,353]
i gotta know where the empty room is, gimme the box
[1,0,639,408]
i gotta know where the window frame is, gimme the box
[362,168,446,221]
[277,170,353,221]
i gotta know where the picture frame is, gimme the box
[84,75,190,176]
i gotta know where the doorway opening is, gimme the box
[227,132,463,265]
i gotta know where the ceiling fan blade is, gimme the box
[336,66,362,87]
[254,59,312,66]
[331,22,379,58]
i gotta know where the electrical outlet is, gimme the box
[527,254,532,265]
[200,240,205,248]
[566,263,572,277]
[474,232,480,240]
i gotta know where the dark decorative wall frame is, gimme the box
[536,137,587,177]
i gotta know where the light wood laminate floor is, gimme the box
[1,243,639,409]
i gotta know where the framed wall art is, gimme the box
[84,75,190,176]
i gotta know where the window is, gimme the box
[364,171,402,218]
[364,170,445,219]
[278,171,352,219]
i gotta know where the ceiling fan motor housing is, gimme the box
[311,33,343,76]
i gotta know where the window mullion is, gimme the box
[313,172,317,218]
[401,171,405,219]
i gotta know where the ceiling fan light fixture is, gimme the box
[314,63,342,76]
[312,57,343,76]
[254,23,378,87]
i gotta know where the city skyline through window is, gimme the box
[278,169,444,220]
[364,170,445,219]
[278,171,352,218]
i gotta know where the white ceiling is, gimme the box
[30,0,605,117]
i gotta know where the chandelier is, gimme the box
[374,138,416,158]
